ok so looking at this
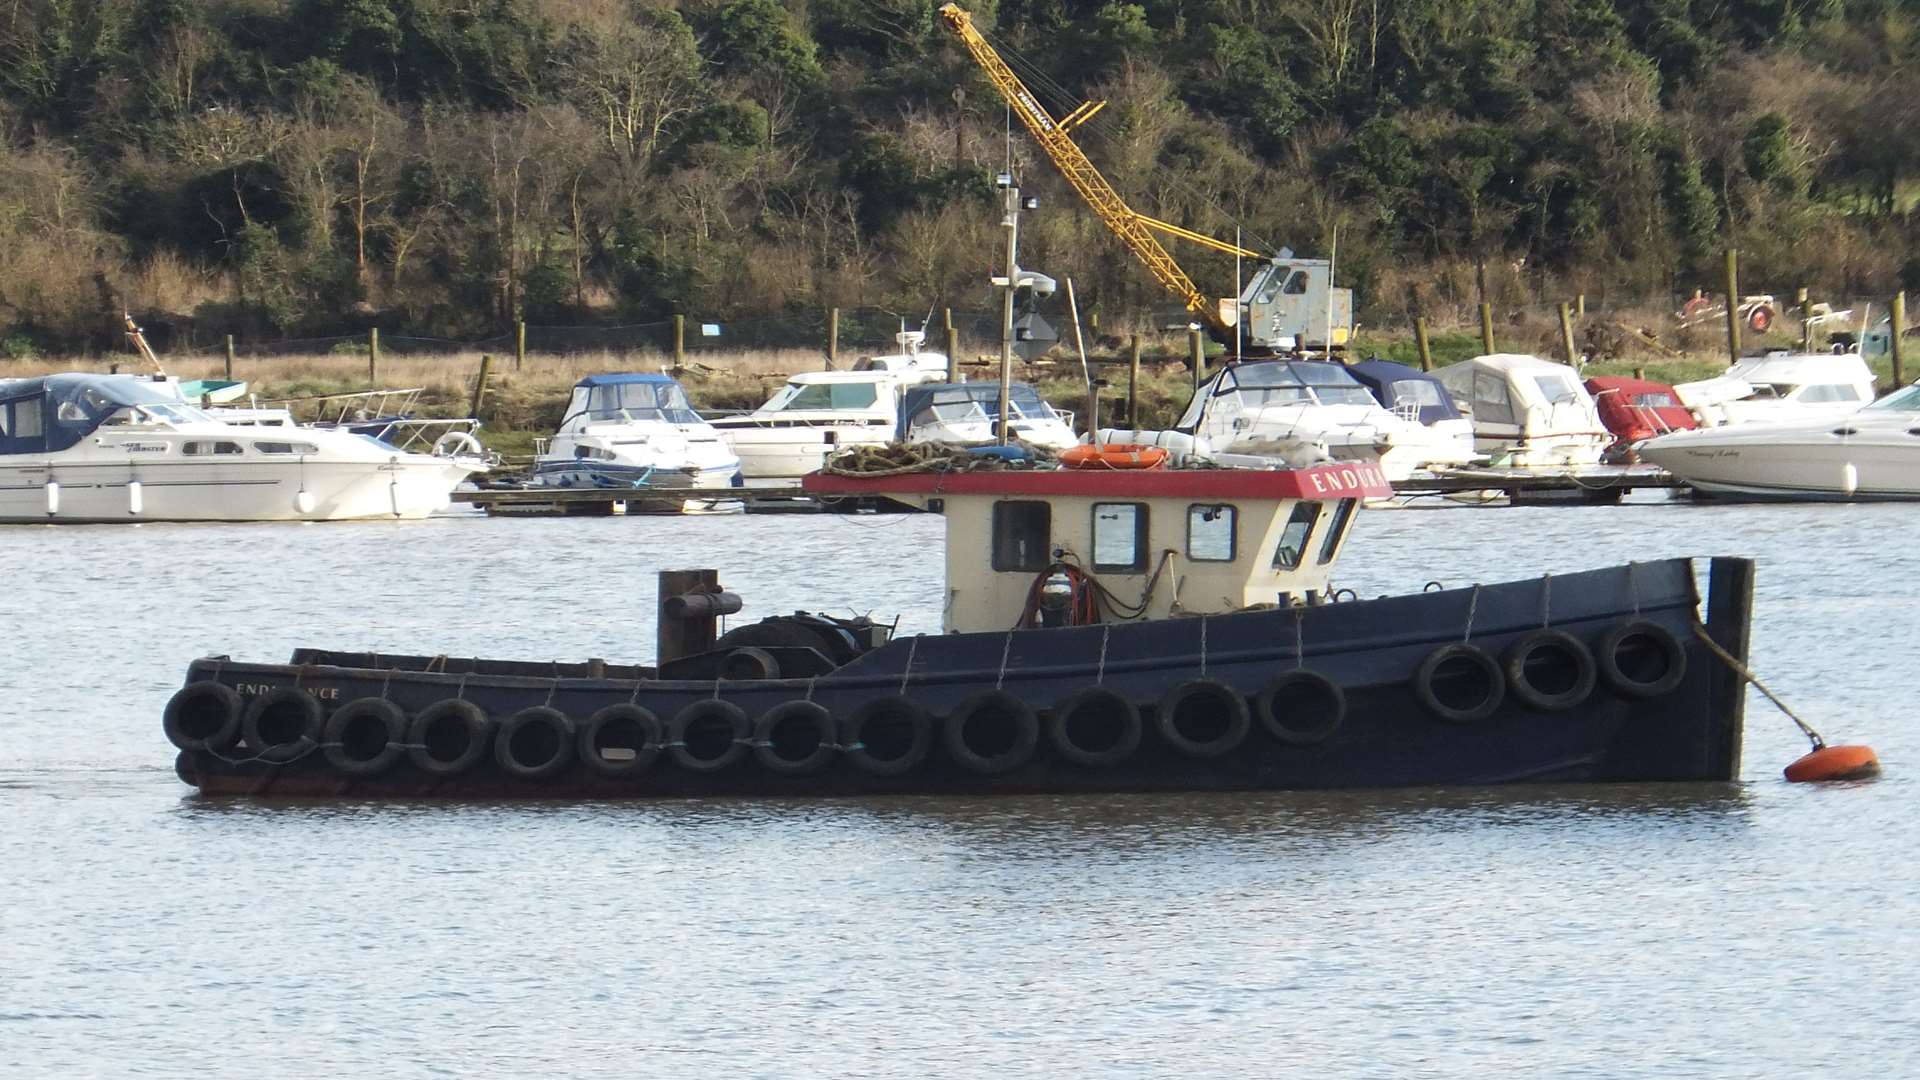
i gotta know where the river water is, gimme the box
[2,498,1916,1078]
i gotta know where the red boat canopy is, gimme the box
[1584,376,1696,443]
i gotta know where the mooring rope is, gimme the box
[899,635,920,694]
[1539,573,1553,629]
[1463,585,1481,643]
[1199,615,1209,678]
[1627,561,1641,618]
[1293,607,1306,671]
[1095,624,1110,685]
[995,631,1014,689]
[1691,622,1826,750]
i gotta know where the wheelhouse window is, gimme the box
[768,381,879,412]
[1187,504,1236,562]
[0,395,45,449]
[182,441,244,455]
[1317,499,1357,564]
[1092,502,1148,573]
[1272,502,1320,570]
[991,501,1050,572]
[254,442,319,455]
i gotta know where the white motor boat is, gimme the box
[0,373,486,522]
[710,331,949,485]
[1435,354,1610,469]
[534,374,740,496]
[1639,380,1920,500]
[897,381,1077,450]
[1674,351,1877,428]
[1113,359,1466,480]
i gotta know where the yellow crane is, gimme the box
[936,3,1247,340]
[936,4,1352,353]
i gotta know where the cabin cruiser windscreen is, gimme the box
[565,381,702,424]
[762,381,881,412]
[1177,362,1376,429]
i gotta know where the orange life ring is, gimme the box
[1058,443,1170,470]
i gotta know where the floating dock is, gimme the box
[454,467,1687,515]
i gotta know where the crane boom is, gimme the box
[937,4,1235,339]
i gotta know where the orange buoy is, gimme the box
[1783,744,1881,783]
[1058,443,1170,470]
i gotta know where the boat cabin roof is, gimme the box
[0,373,213,454]
[1584,376,1695,438]
[574,373,679,387]
[897,382,1051,437]
[805,463,1392,633]
[1348,359,1463,424]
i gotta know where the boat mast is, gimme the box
[998,172,1019,446]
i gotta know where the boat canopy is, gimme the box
[0,373,208,455]
[1177,360,1377,430]
[1347,359,1462,425]
[1584,375,1696,442]
[897,382,1053,439]
[563,374,700,425]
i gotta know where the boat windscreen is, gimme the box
[1867,384,1920,411]
[1532,375,1582,405]
[768,381,880,412]
[578,381,701,423]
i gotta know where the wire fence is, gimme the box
[184,308,1021,361]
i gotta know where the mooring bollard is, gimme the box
[1724,248,1742,362]
[1414,317,1434,372]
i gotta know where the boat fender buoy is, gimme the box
[322,698,408,778]
[752,701,839,777]
[240,688,325,762]
[1784,744,1880,783]
[406,700,494,777]
[1046,687,1142,768]
[44,480,59,516]
[577,704,664,778]
[495,706,576,781]
[1255,670,1347,746]
[1842,462,1859,497]
[943,690,1040,775]
[1058,443,1171,470]
[127,479,143,516]
[163,681,243,753]
[668,700,750,773]
[841,697,934,777]
[1412,644,1506,723]
[173,749,199,788]
[1595,621,1687,699]
[1502,629,1598,712]
[295,488,316,515]
[1155,679,1252,758]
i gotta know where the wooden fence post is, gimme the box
[1189,327,1205,389]
[1797,286,1811,352]
[368,326,379,384]
[1893,291,1907,390]
[515,319,526,372]
[1414,317,1434,371]
[1127,334,1141,427]
[673,314,685,368]
[470,355,493,419]
[1575,294,1586,318]
[1558,303,1578,367]
[827,307,840,368]
[1724,248,1742,364]
[1478,302,1495,355]
[223,335,235,381]
[943,308,958,382]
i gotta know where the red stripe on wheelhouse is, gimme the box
[802,462,1393,499]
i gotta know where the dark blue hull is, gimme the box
[168,558,1749,798]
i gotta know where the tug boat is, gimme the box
[164,457,1750,798]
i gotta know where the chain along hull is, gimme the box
[167,558,1750,798]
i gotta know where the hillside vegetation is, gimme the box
[1,0,1915,356]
